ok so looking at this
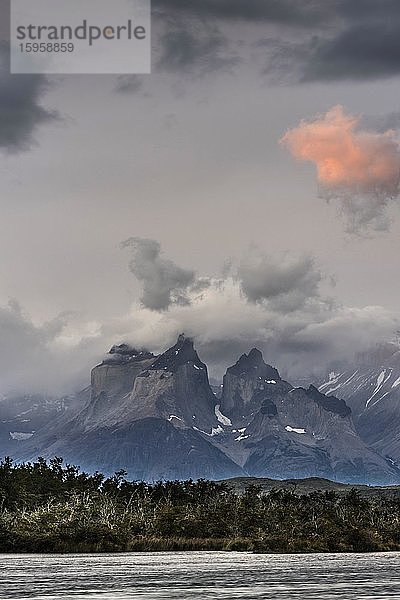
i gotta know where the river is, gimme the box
[1,551,399,599]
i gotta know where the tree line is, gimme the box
[1,457,400,553]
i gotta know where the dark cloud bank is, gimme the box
[153,0,335,26]
[148,0,400,82]
[0,47,56,152]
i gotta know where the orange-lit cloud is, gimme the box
[280,105,400,233]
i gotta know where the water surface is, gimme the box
[0,551,399,599]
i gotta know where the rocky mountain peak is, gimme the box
[248,347,263,360]
[220,349,284,420]
[149,334,204,373]
[227,348,281,381]
[177,332,189,345]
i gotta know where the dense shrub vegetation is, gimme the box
[1,457,400,553]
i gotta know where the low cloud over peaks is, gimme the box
[0,240,397,394]
[281,105,400,234]
[115,239,397,381]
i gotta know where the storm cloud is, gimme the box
[153,0,336,27]
[121,237,197,310]
[0,47,57,152]
[238,250,322,311]
[303,23,400,82]
[264,1,400,83]
[157,24,238,75]
[151,0,400,83]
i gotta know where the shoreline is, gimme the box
[2,537,400,554]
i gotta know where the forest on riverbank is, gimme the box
[1,457,400,553]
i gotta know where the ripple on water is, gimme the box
[0,551,400,599]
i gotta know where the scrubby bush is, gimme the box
[1,457,400,553]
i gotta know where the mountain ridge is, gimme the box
[7,336,400,485]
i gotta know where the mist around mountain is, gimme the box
[2,335,399,486]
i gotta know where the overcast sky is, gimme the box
[1,0,400,394]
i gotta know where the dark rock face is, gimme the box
[15,338,400,485]
[258,395,278,417]
[244,436,334,480]
[226,348,280,380]
[149,334,203,373]
[83,348,156,429]
[37,418,243,481]
[220,348,284,421]
[304,385,351,418]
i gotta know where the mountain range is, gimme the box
[318,342,400,470]
[4,335,400,485]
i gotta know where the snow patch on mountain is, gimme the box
[168,415,182,422]
[193,425,224,437]
[366,369,389,407]
[392,376,400,389]
[285,426,306,434]
[215,404,232,426]
[235,432,250,441]
[10,431,34,440]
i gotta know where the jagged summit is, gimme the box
[248,348,263,360]
[227,348,281,381]
[149,333,205,373]
[220,348,286,421]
